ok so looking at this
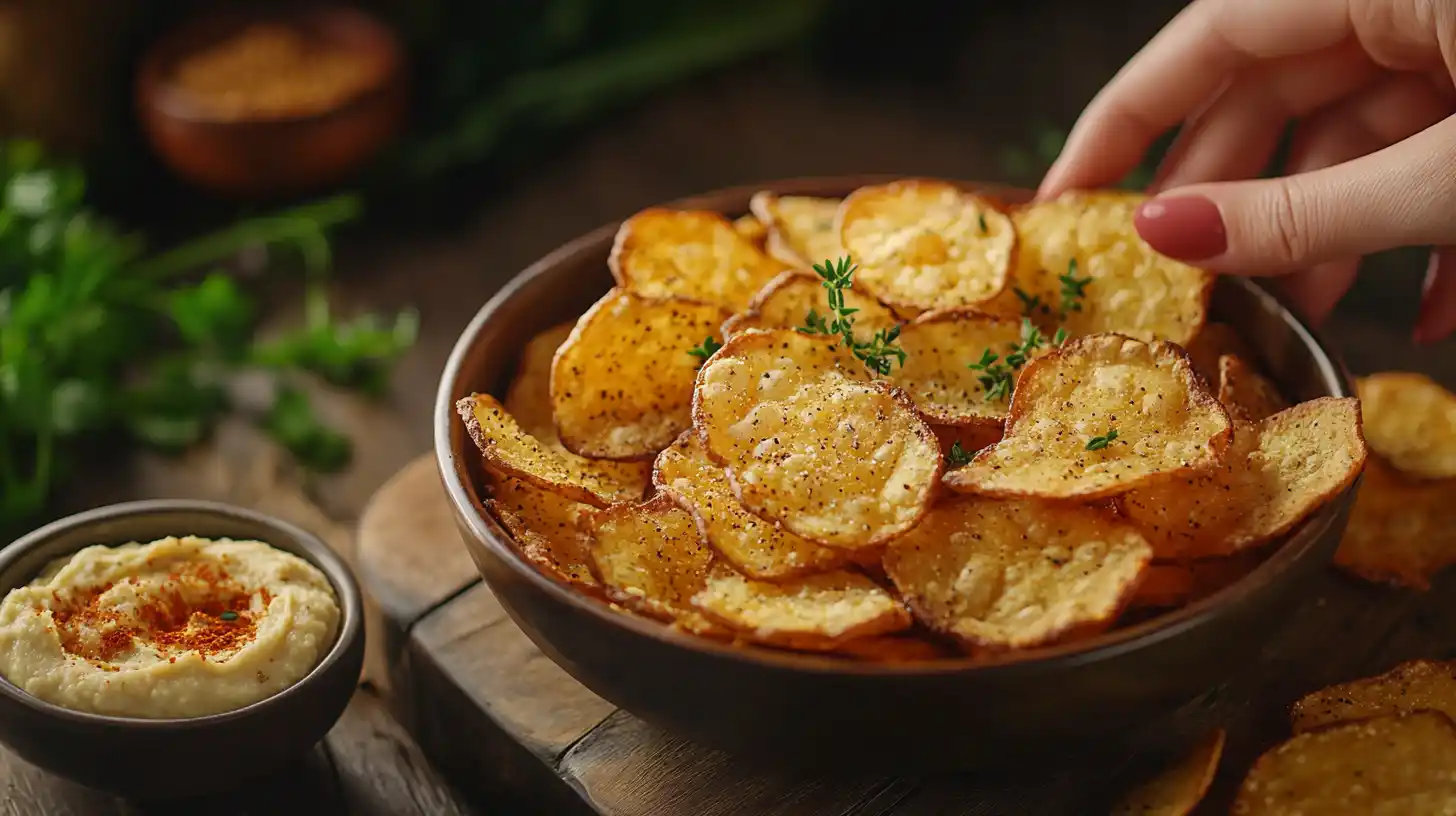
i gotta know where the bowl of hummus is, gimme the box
[0,500,363,799]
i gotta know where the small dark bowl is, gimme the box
[0,501,364,798]
[136,5,405,199]
[434,177,1357,772]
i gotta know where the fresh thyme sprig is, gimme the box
[1059,258,1092,317]
[1085,428,1119,451]
[1013,287,1049,317]
[797,256,906,375]
[967,348,1013,401]
[946,440,973,468]
[687,336,722,365]
[970,319,1069,401]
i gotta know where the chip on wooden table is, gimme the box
[1291,659,1456,734]
[458,393,649,507]
[1358,372,1456,480]
[693,329,941,550]
[982,191,1212,346]
[749,192,844,269]
[585,495,724,635]
[944,334,1233,500]
[504,321,575,438]
[1183,321,1255,388]
[829,633,952,662]
[551,289,729,460]
[690,566,911,650]
[1217,354,1287,422]
[887,309,1025,427]
[1334,455,1456,590]
[1111,729,1225,816]
[838,179,1014,313]
[487,475,597,590]
[653,432,845,580]
[1119,398,1366,559]
[882,495,1152,650]
[720,269,902,341]
[1231,711,1456,815]
[609,208,788,312]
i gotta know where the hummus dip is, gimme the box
[0,536,340,719]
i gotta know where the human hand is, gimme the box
[1037,0,1456,342]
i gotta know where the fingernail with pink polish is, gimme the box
[1134,196,1227,262]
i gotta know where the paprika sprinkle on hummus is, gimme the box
[0,536,339,719]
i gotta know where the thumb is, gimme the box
[1132,114,1456,275]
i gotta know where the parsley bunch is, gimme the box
[797,257,905,375]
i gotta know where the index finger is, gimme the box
[1037,0,1354,198]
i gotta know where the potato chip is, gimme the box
[720,269,902,341]
[693,329,942,549]
[732,213,768,248]
[1358,372,1456,480]
[504,321,575,438]
[1183,322,1256,387]
[882,495,1152,650]
[982,191,1212,345]
[653,432,846,580]
[585,495,724,635]
[1126,564,1195,609]
[609,208,788,311]
[551,289,729,460]
[944,334,1233,500]
[749,191,844,269]
[1119,398,1365,558]
[458,393,649,507]
[888,309,1024,426]
[690,566,911,650]
[1334,455,1456,590]
[1111,729,1225,816]
[838,180,1015,312]
[1292,660,1456,734]
[1231,711,1456,815]
[487,476,597,590]
[830,633,952,662]
[1218,354,1287,422]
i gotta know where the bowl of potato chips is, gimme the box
[435,177,1366,769]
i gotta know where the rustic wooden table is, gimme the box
[7,0,1455,811]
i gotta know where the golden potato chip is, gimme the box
[653,432,845,580]
[551,289,729,460]
[1218,354,1287,422]
[1231,711,1456,815]
[1358,372,1456,480]
[882,495,1152,650]
[720,269,901,341]
[1126,564,1195,610]
[732,213,768,247]
[983,191,1212,345]
[830,633,952,662]
[1184,322,1256,387]
[609,208,788,311]
[458,394,649,508]
[944,334,1233,500]
[694,329,942,549]
[487,476,597,590]
[1119,398,1366,559]
[1112,729,1225,816]
[888,309,1025,426]
[839,180,1015,313]
[504,321,575,438]
[1292,660,1456,734]
[690,566,911,650]
[585,495,724,635]
[1334,455,1456,590]
[749,191,843,269]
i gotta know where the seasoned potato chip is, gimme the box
[1119,398,1366,558]
[749,192,843,269]
[1218,354,1287,421]
[694,329,941,549]
[1231,711,1456,815]
[732,213,768,247]
[609,208,787,311]
[487,476,597,590]
[1292,660,1456,734]
[1184,322,1255,387]
[983,191,1212,345]
[690,566,911,650]
[721,269,901,341]
[830,633,951,662]
[883,495,1152,650]
[945,334,1233,500]
[504,321,575,438]
[585,495,724,635]
[653,433,845,580]
[551,289,729,460]
[888,309,1024,426]
[1126,564,1195,609]
[1334,455,1456,590]
[1358,372,1456,480]
[458,394,649,507]
[1112,729,1225,816]
[839,180,1014,312]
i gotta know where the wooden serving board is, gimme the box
[359,453,1456,816]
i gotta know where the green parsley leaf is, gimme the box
[687,336,722,364]
[260,386,351,473]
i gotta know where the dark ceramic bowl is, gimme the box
[0,501,364,798]
[434,177,1357,772]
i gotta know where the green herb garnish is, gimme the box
[947,440,973,468]
[1013,287,1046,316]
[977,213,988,234]
[219,611,239,622]
[1005,318,1046,369]
[1058,258,1092,316]
[1085,428,1119,451]
[687,336,722,364]
[967,348,1013,401]
[798,256,905,375]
